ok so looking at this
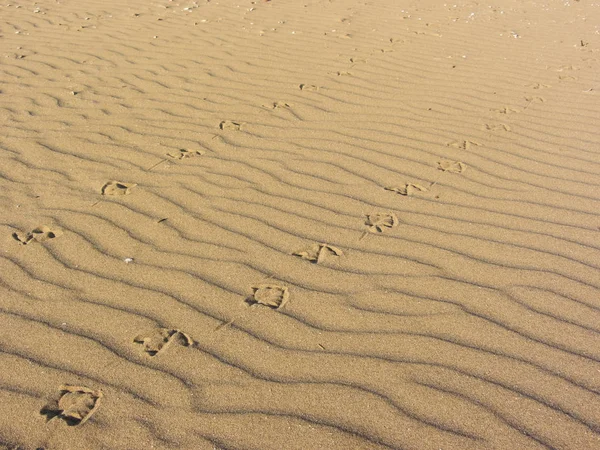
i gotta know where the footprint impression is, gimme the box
[447,140,481,150]
[13,225,62,245]
[491,106,519,115]
[293,243,343,264]
[101,181,137,196]
[397,160,467,201]
[529,82,551,89]
[484,124,511,132]
[216,283,291,331]
[264,101,291,109]
[524,96,546,110]
[385,183,429,196]
[219,120,243,131]
[167,149,204,160]
[147,148,205,171]
[437,160,466,173]
[361,212,399,239]
[40,385,103,426]
[246,284,290,309]
[133,328,194,356]
[299,84,319,91]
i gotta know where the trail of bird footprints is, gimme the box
[20,77,475,426]
[12,39,555,439]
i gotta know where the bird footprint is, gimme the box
[247,284,290,309]
[167,149,204,160]
[447,140,481,150]
[13,225,62,245]
[40,385,103,426]
[438,160,466,173]
[364,212,399,234]
[293,243,343,264]
[101,181,136,196]
[219,120,243,131]
[385,183,428,196]
[133,328,194,356]
[299,84,319,91]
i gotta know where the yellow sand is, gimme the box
[1,0,600,448]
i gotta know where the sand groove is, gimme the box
[2,0,600,449]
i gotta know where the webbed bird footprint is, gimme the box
[525,96,546,103]
[293,243,343,264]
[219,120,243,131]
[385,183,428,196]
[485,124,511,132]
[438,160,466,173]
[529,82,551,89]
[264,101,291,109]
[447,140,481,150]
[40,385,103,426]
[247,284,289,309]
[167,149,204,160]
[491,106,519,114]
[299,84,319,91]
[13,225,62,245]
[365,212,399,234]
[101,181,136,196]
[133,328,194,356]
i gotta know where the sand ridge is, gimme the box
[1,0,600,448]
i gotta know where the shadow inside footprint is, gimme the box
[133,328,194,356]
[40,385,103,426]
[101,181,136,196]
[246,284,290,309]
[13,226,62,245]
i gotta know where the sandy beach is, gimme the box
[1,0,600,448]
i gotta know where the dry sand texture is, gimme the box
[1,0,600,448]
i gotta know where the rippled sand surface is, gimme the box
[1,0,600,448]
